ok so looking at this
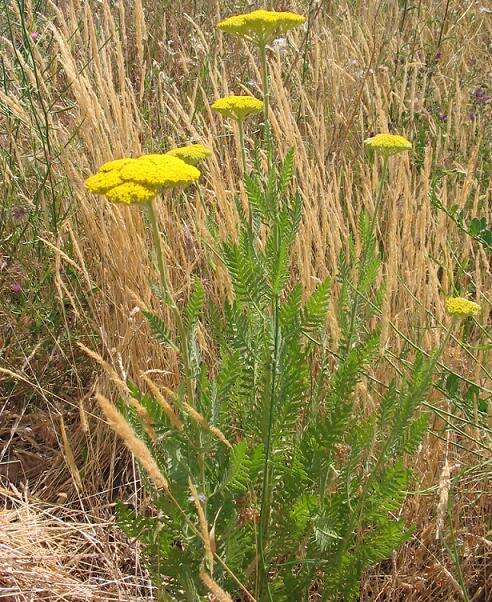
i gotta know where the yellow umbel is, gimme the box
[211,95,264,121]
[166,144,212,166]
[218,9,305,45]
[84,154,201,205]
[445,297,481,317]
[364,133,412,157]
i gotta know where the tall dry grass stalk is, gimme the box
[1,0,490,599]
[95,393,169,492]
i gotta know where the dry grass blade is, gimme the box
[95,393,169,492]
[199,566,234,602]
[0,492,152,600]
[140,372,183,430]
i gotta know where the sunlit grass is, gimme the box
[0,1,490,600]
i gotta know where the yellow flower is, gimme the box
[364,133,412,157]
[84,154,201,205]
[99,158,134,172]
[218,9,305,45]
[84,169,124,194]
[121,154,200,187]
[445,297,481,317]
[211,95,264,121]
[105,181,157,204]
[166,144,212,166]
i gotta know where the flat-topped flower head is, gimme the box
[84,154,200,205]
[85,169,124,194]
[364,133,412,157]
[211,95,264,121]
[121,154,200,187]
[166,144,212,166]
[445,296,481,317]
[99,158,134,172]
[218,9,305,46]
[105,181,157,204]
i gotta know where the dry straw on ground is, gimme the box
[1,0,490,599]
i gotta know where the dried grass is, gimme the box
[0,490,153,601]
[0,0,490,599]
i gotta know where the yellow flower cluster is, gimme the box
[218,9,305,45]
[99,158,133,172]
[445,297,481,317]
[85,154,201,204]
[364,133,412,157]
[211,95,264,121]
[166,144,212,166]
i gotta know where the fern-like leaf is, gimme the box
[142,309,178,350]
[302,278,331,333]
[184,279,205,333]
[221,441,251,493]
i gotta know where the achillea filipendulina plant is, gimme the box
[103,139,446,601]
[85,153,201,318]
[84,154,200,204]
[80,8,459,602]
[211,95,264,175]
[364,133,412,157]
[216,10,304,166]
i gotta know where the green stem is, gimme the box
[258,294,279,602]
[238,118,247,175]
[146,198,195,405]
[257,201,282,601]
[343,155,389,357]
[146,199,175,307]
[238,118,253,232]
[259,42,272,168]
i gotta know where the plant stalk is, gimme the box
[257,294,279,602]
[238,118,247,176]
[259,42,272,168]
[146,198,175,308]
[238,118,254,233]
[257,202,282,602]
[343,155,389,357]
[146,198,195,405]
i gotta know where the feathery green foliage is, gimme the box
[113,147,443,600]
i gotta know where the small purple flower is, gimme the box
[11,206,27,222]
[473,87,489,104]
[10,282,22,294]
[30,31,39,42]
[438,112,448,122]
[468,112,477,121]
